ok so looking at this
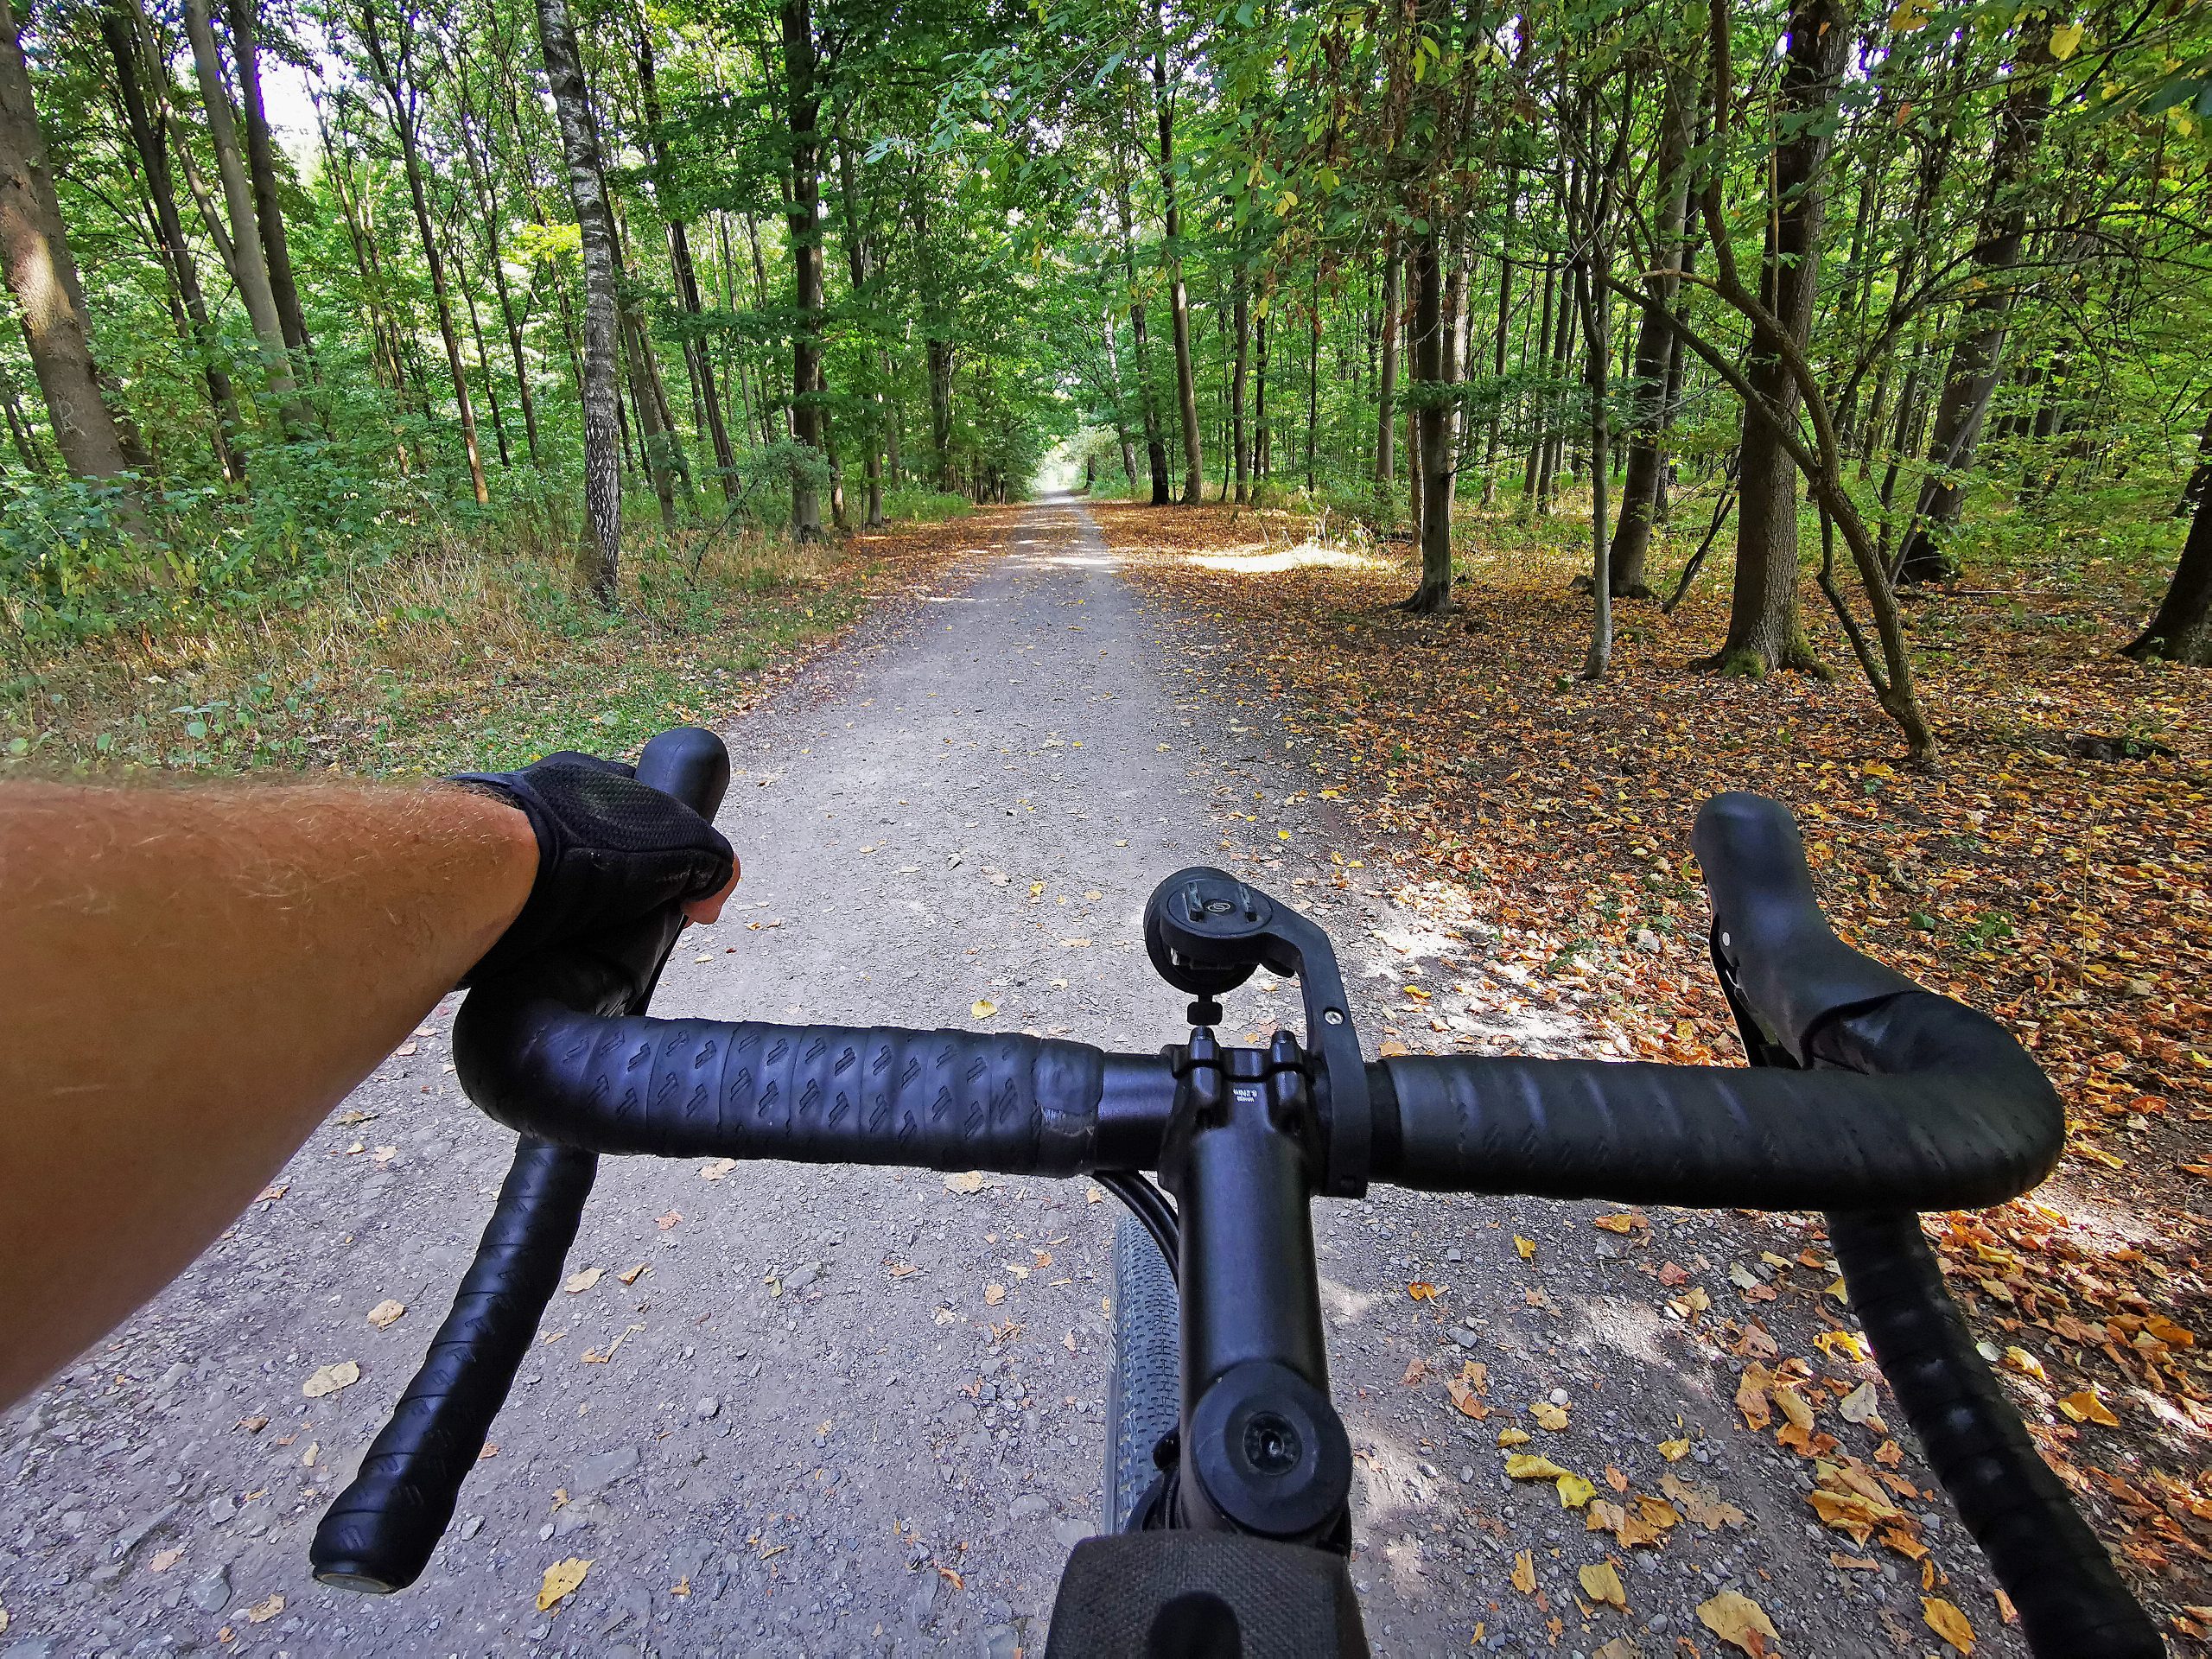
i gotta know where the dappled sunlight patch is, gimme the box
[1184,539,1386,575]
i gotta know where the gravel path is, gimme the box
[0,498,2019,1658]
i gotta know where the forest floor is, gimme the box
[1091,493,2212,1645]
[0,507,984,779]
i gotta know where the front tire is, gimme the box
[1103,1215,1180,1532]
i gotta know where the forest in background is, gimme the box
[0,0,2206,773]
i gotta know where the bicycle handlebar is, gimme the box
[310,733,2157,1656]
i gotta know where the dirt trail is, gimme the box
[0,497,2018,1657]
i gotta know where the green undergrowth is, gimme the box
[1,517,923,779]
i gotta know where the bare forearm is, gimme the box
[0,780,536,1406]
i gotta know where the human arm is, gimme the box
[0,774,732,1408]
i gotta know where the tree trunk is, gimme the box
[181,0,309,436]
[639,27,738,505]
[459,110,540,464]
[1402,227,1455,612]
[448,225,510,468]
[1230,268,1249,505]
[781,0,825,537]
[1481,242,1511,505]
[1376,233,1399,510]
[1896,19,2054,582]
[1116,162,1169,505]
[1607,100,1689,599]
[532,0,620,598]
[0,0,140,499]
[102,1,243,480]
[1253,283,1270,480]
[2125,490,2212,665]
[1704,0,1846,677]
[833,124,885,526]
[222,0,309,364]
[1103,303,1136,490]
[1522,257,1555,505]
[2176,404,2212,518]
[1151,25,1202,503]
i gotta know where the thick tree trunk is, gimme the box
[1402,229,1455,612]
[2125,492,2212,665]
[782,0,825,537]
[1151,31,1202,502]
[1897,20,2053,582]
[103,3,243,480]
[533,0,620,598]
[926,337,956,493]
[1704,0,1846,677]
[2176,404,2212,518]
[1376,234,1399,508]
[1230,270,1249,505]
[182,0,308,436]
[0,0,140,499]
[222,0,309,365]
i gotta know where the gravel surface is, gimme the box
[0,498,2022,1657]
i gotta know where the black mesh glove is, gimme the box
[450,753,734,987]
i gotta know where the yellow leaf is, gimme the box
[1592,1212,1643,1234]
[1773,1386,1814,1433]
[2050,20,2083,60]
[1407,1281,1441,1300]
[1530,1401,1569,1430]
[1579,1559,1628,1610]
[1698,1590,1780,1653]
[1658,1437,1691,1461]
[366,1300,406,1330]
[564,1268,603,1294]
[2057,1389,2120,1427]
[1403,985,1431,1001]
[1923,1595,1975,1653]
[301,1360,359,1399]
[2000,1346,2046,1382]
[1813,1328,1870,1364]
[1497,1425,1531,1446]
[245,1592,284,1624]
[1378,1038,1410,1057]
[971,1000,998,1019]
[1446,1376,1490,1419]
[1514,1236,1537,1261]
[1505,1452,1570,1480]
[944,1171,986,1194]
[537,1558,591,1612]
[1510,1550,1536,1594]
[1555,1472,1597,1509]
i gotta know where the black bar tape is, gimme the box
[309,1138,595,1592]
[454,997,1116,1175]
[1827,1212,2163,1659]
[1377,1039,2060,1212]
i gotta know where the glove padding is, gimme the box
[450,752,734,987]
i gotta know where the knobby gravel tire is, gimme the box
[1104,1214,1180,1532]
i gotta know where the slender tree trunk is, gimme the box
[102,3,243,480]
[448,225,511,467]
[1116,161,1169,505]
[1482,242,1512,505]
[1522,257,1555,505]
[1897,19,2054,582]
[1376,233,1400,511]
[1150,28,1202,502]
[1103,302,1136,489]
[1703,0,1847,677]
[0,0,141,500]
[181,0,308,435]
[2125,489,2212,665]
[1305,269,1319,492]
[533,0,620,597]
[1230,268,1249,505]
[1402,226,1454,611]
[222,0,309,365]
[461,118,540,463]
[781,0,825,537]
[833,124,885,526]
[1608,98,1689,599]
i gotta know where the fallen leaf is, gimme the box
[1831,1551,1880,1570]
[1510,1550,1537,1594]
[301,1360,359,1399]
[1402,1357,1429,1385]
[1593,1212,1643,1234]
[1514,1236,1537,1260]
[565,1268,604,1294]
[1505,1452,1573,1481]
[1407,1281,1440,1300]
[1873,1440,1904,1465]
[1593,1640,1641,1659]
[655,1210,683,1230]
[1735,1367,1772,1432]
[1605,1465,1630,1493]
[1999,1346,2046,1382]
[149,1548,183,1573]
[237,1414,268,1433]
[1697,1590,1779,1654]
[301,1441,318,1467]
[1658,1437,1691,1461]
[1812,1328,1870,1364]
[1994,1588,2018,1625]
[971,1000,998,1020]
[1497,1425,1531,1446]
[255,1183,288,1204]
[700,1159,737,1181]
[1531,1401,1569,1430]
[1580,1559,1628,1610]
[984,1284,1007,1306]
[1772,1386,1814,1433]
[1662,1473,1748,1530]
[1838,1381,1884,1428]
[1555,1472,1597,1509]
[245,1593,284,1624]
[616,1263,648,1286]
[944,1171,986,1194]
[1377,1038,1410,1057]
[1446,1375,1490,1419]
[1923,1595,1974,1653]
[537,1558,590,1611]
[366,1299,405,1330]
[2056,1389,2120,1427]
